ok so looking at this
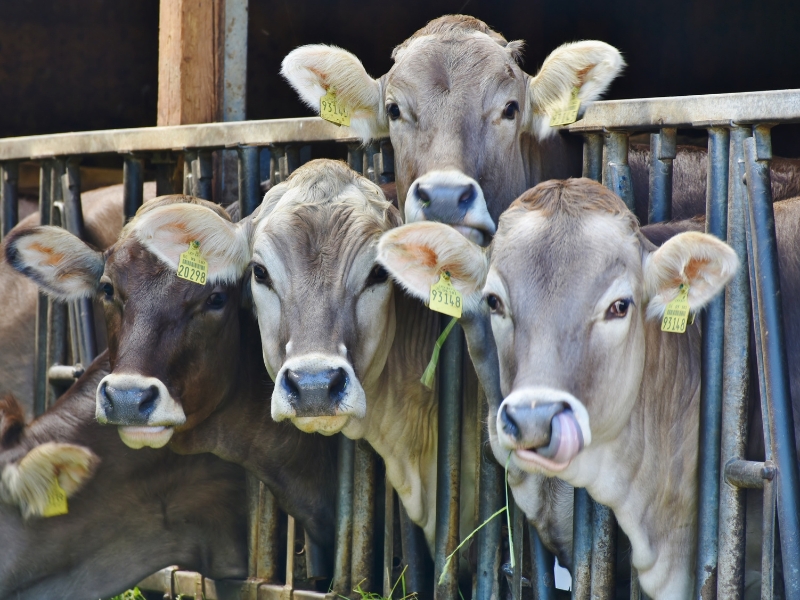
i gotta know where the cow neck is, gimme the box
[566,319,702,599]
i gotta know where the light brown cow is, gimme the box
[378,179,745,598]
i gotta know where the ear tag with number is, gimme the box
[661,283,691,333]
[549,87,581,127]
[320,87,351,127]
[428,271,463,319]
[43,478,68,517]
[177,240,208,285]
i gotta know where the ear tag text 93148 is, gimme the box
[43,478,68,517]
[429,271,463,318]
[549,87,581,127]
[320,87,351,127]
[661,283,691,333]
[177,241,208,285]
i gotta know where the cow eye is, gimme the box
[486,293,504,314]
[101,282,114,300]
[206,292,228,310]
[387,103,401,121]
[502,101,519,120]
[366,264,389,287]
[252,263,272,288]
[607,298,632,319]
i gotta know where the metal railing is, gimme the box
[0,88,798,600]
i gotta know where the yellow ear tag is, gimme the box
[549,87,581,127]
[428,271,463,318]
[320,88,351,127]
[661,284,691,333]
[43,478,68,517]
[177,240,208,285]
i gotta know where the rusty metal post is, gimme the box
[571,488,592,600]
[383,478,395,598]
[351,441,377,593]
[529,524,556,600]
[1,161,19,238]
[716,125,752,599]
[123,154,145,223]
[602,130,634,212]
[476,424,503,600]
[511,501,525,599]
[333,435,355,594]
[398,504,430,597]
[648,128,677,224]
[590,502,617,599]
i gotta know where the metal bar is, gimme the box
[270,145,286,185]
[648,128,677,224]
[333,435,354,594]
[237,146,261,218]
[1,161,19,238]
[383,476,395,598]
[33,162,52,417]
[398,503,429,597]
[351,442,377,593]
[475,416,503,600]
[694,125,730,600]
[763,471,777,600]
[347,144,365,176]
[602,131,634,212]
[192,151,214,200]
[717,125,752,599]
[590,502,617,599]
[744,128,800,598]
[571,488,592,600]
[304,530,328,581]
[285,516,296,590]
[364,143,380,184]
[511,501,525,599]
[153,151,179,196]
[47,188,68,406]
[529,524,556,600]
[433,320,463,600]
[582,133,603,182]
[724,459,775,489]
[123,154,145,223]
[184,150,196,195]
[379,140,395,183]
[257,485,282,581]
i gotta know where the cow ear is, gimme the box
[526,41,625,140]
[132,204,251,285]
[643,231,739,319]
[377,222,488,314]
[4,226,104,300]
[281,44,387,141]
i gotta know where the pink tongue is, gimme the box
[551,411,584,464]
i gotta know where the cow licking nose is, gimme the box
[282,366,350,417]
[405,170,496,246]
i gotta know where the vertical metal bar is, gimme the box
[590,502,617,599]
[744,128,800,598]
[347,144,365,176]
[631,566,642,600]
[333,435,355,594]
[434,321,463,600]
[153,152,179,196]
[351,442,377,593]
[602,130,634,212]
[257,485,282,581]
[511,501,525,599]
[476,419,503,600]
[192,151,213,200]
[48,161,68,405]
[379,140,395,183]
[529,524,556,600]
[304,530,329,581]
[183,150,196,195]
[364,143,380,184]
[1,161,19,238]
[648,127,677,224]
[694,126,730,600]
[247,473,261,577]
[571,488,592,600]
[33,162,52,417]
[270,145,286,185]
[717,125,752,599]
[383,476,395,598]
[123,154,145,223]
[237,146,261,218]
[583,133,603,182]
[285,516,296,590]
[762,471,777,600]
[399,504,429,597]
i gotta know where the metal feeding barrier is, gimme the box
[0,87,798,600]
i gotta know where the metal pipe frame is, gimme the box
[647,128,677,224]
[529,524,556,600]
[333,436,355,594]
[351,442,377,593]
[590,502,617,599]
[475,424,503,600]
[602,131,635,212]
[192,150,214,200]
[571,488,593,600]
[1,160,19,238]
[237,145,261,218]
[32,161,52,417]
[123,154,145,224]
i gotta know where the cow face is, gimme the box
[250,160,401,436]
[5,198,250,449]
[282,15,623,243]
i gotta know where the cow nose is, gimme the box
[416,182,477,209]
[282,367,349,417]
[99,381,159,425]
[500,402,566,449]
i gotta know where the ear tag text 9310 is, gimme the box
[429,271,463,318]
[43,478,68,517]
[549,87,581,127]
[320,87,351,127]
[177,240,208,285]
[661,283,691,333]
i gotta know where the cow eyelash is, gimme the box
[251,263,273,288]
[101,282,114,300]
[502,101,519,120]
[486,293,504,314]
[366,264,389,287]
[606,298,633,319]
[386,103,401,121]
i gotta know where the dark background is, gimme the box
[1,0,799,148]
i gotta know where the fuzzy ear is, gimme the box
[644,231,739,319]
[527,41,625,139]
[281,44,387,141]
[377,222,488,314]
[4,226,104,300]
[131,204,251,285]
[0,442,99,519]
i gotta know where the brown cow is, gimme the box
[5,196,339,556]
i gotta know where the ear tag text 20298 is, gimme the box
[661,283,691,333]
[549,86,581,127]
[177,240,208,285]
[320,88,351,127]
[428,271,463,318]
[43,478,68,517]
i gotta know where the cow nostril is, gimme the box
[328,368,348,403]
[99,381,113,411]
[457,184,476,206]
[138,385,159,417]
[500,405,520,439]
[417,185,432,206]
[283,369,301,403]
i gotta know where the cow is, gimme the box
[0,360,249,600]
[377,180,800,598]
[281,15,800,239]
[5,194,339,558]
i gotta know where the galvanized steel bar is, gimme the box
[279,146,300,181]
[724,459,775,489]
[153,152,179,196]
[694,125,730,600]
[511,501,525,599]
[347,144,365,176]
[529,524,556,600]
[744,129,800,597]
[602,131,634,212]
[590,502,617,599]
[256,483,282,581]
[123,154,145,223]
[351,442,377,593]
[648,128,676,224]
[762,472,777,600]
[33,162,52,417]
[398,504,429,596]
[582,133,603,182]
[47,164,68,405]
[571,489,592,600]
[304,530,329,581]
[237,146,261,218]
[379,140,395,183]
[192,151,213,200]
[333,435,354,594]
[270,145,286,185]
[383,479,395,598]
[475,416,503,600]
[364,143,380,184]
[1,161,19,238]
[716,125,752,599]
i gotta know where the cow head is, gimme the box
[5,197,250,449]
[249,159,401,436]
[282,15,624,244]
